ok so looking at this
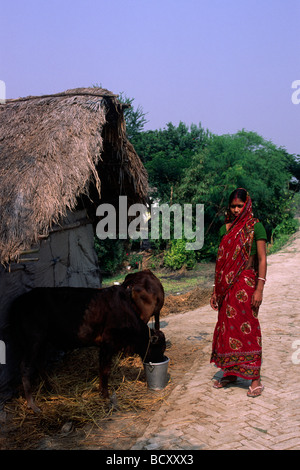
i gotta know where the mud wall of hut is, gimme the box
[0,209,101,331]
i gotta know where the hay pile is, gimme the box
[2,347,171,450]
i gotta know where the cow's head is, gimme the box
[144,329,166,363]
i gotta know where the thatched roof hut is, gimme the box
[0,87,150,404]
[0,87,150,402]
[0,87,148,265]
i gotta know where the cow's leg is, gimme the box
[20,360,41,413]
[19,339,46,413]
[154,311,160,330]
[98,343,113,399]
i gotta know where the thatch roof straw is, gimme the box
[0,88,148,264]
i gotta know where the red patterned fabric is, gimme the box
[211,193,262,379]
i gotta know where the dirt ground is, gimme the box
[0,265,215,450]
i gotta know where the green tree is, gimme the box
[288,154,300,191]
[98,89,300,269]
[174,130,297,259]
[118,92,148,140]
[132,122,211,201]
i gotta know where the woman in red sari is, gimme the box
[210,188,267,397]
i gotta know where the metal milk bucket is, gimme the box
[143,355,169,390]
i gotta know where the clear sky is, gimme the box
[1,0,299,155]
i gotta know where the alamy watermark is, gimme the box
[291,339,300,365]
[0,340,6,365]
[0,80,6,104]
[291,80,300,105]
[96,196,204,250]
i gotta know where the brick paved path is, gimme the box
[132,231,300,450]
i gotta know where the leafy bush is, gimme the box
[94,238,126,275]
[126,252,143,269]
[164,239,197,270]
[272,217,299,239]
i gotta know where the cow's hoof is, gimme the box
[26,399,41,413]
[60,421,74,435]
[109,392,118,412]
[28,403,41,413]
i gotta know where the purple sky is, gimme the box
[1,0,299,155]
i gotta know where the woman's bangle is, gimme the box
[257,277,266,282]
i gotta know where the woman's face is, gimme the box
[230,198,245,218]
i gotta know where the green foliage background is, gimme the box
[96,95,300,273]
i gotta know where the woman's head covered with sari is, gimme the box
[225,188,250,223]
[215,188,258,307]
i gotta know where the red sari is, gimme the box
[210,194,262,380]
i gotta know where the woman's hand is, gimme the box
[253,239,267,311]
[251,288,263,310]
[251,239,267,312]
[210,293,218,311]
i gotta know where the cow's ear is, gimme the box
[150,334,158,344]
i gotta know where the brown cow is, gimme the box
[122,269,164,330]
[9,285,166,413]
